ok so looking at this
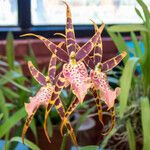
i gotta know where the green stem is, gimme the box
[60,134,68,150]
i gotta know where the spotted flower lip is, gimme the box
[25,98,39,117]
[25,85,54,117]
[63,61,92,103]
[90,70,120,109]
[100,87,120,110]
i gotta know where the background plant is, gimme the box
[100,0,150,150]
[0,32,42,150]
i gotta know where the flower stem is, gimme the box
[60,133,68,150]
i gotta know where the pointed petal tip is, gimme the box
[20,33,34,37]
[60,118,67,136]
[90,19,98,31]
[20,33,44,40]
[54,32,66,38]
[63,1,69,7]
[121,51,127,57]
[44,112,51,143]
[89,19,95,24]
[27,61,32,66]
[98,23,105,33]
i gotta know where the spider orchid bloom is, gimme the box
[22,54,77,147]
[88,22,127,133]
[61,22,127,133]
[20,2,105,142]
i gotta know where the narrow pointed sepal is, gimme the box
[102,107,115,135]
[20,33,69,62]
[44,72,66,141]
[48,54,57,83]
[22,107,38,143]
[28,61,47,85]
[60,98,79,135]
[92,89,104,126]
[84,56,95,69]
[93,36,103,65]
[102,51,127,72]
[54,98,78,147]
[76,23,105,62]
[44,103,53,143]
[66,121,78,148]
[91,20,103,65]
[64,1,76,54]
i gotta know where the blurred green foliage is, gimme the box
[103,0,150,149]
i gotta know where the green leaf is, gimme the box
[0,70,22,85]
[0,75,31,93]
[117,33,129,61]
[140,31,150,90]
[137,0,150,29]
[47,116,53,137]
[107,31,128,63]
[140,31,147,63]
[107,24,147,32]
[30,118,38,142]
[2,87,19,99]
[126,120,136,150]
[24,44,38,69]
[130,32,142,58]
[140,97,150,150]
[119,57,139,118]
[100,127,117,149]
[5,103,16,111]
[6,32,14,70]
[10,136,40,150]
[135,7,144,22]
[79,145,99,150]
[0,113,3,120]
[75,106,96,131]
[0,90,9,121]
[0,107,26,138]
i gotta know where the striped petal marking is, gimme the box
[102,51,127,72]
[28,61,47,86]
[48,54,57,83]
[64,1,76,54]
[92,88,104,126]
[91,20,103,65]
[20,33,69,63]
[76,23,105,62]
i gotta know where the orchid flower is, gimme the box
[21,2,104,146]
[89,22,127,133]
[60,22,127,134]
[22,54,78,147]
